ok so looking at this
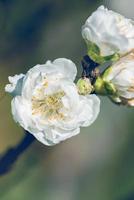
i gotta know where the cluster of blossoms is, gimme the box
[5,5,134,146]
[82,5,134,106]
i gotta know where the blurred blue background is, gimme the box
[0,0,134,199]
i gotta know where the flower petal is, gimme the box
[5,74,25,96]
[22,59,77,100]
[78,94,100,127]
[11,96,39,133]
[53,58,77,81]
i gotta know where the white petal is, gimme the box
[53,58,77,81]
[78,94,100,127]
[56,94,100,131]
[118,90,134,99]
[42,127,80,145]
[11,96,39,134]
[61,80,79,111]
[31,131,55,146]
[5,74,25,96]
[22,58,77,99]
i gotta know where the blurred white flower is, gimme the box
[5,58,100,145]
[103,52,134,106]
[82,5,134,63]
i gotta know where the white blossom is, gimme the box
[5,58,100,145]
[103,52,134,106]
[82,5,134,62]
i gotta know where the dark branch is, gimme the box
[0,132,35,176]
[81,55,99,78]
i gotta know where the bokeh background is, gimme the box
[0,0,134,199]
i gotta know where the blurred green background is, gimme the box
[0,0,134,199]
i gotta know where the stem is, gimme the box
[0,132,35,176]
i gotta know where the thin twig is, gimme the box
[0,132,35,176]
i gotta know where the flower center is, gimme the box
[32,91,65,120]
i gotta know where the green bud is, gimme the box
[94,77,106,95]
[102,66,113,81]
[94,76,117,95]
[77,78,93,95]
[102,66,117,95]
[86,41,120,64]
[104,82,117,95]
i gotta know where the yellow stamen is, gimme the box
[32,91,65,120]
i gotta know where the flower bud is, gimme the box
[82,5,134,63]
[100,52,134,106]
[77,78,93,95]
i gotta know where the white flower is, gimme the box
[103,52,134,106]
[82,5,134,62]
[5,58,100,145]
